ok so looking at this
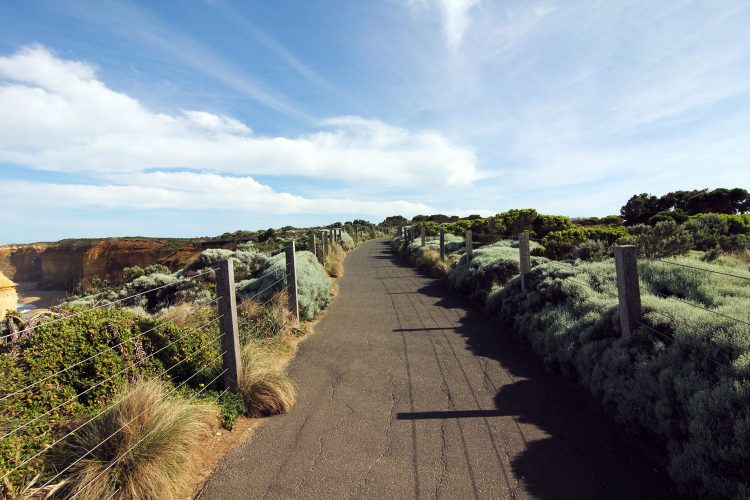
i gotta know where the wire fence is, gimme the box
[0,246,301,496]
[395,226,750,350]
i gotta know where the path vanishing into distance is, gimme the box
[199,239,677,500]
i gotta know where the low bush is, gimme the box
[541,225,628,259]
[339,231,356,250]
[237,251,331,321]
[448,242,548,303]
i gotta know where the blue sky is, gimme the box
[1,0,749,243]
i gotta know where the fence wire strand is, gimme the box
[1,324,224,483]
[649,290,750,327]
[69,366,228,499]
[1,267,218,341]
[38,353,225,492]
[654,258,750,282]
[0,315,222,441]
[0,294,219,403]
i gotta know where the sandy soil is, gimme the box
[15,282,67,316]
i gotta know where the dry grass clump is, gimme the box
[325,243,346,277]
[156,302,215,329]
[239,343,296,417]
[49,378,219,500]
[238,293,293,342]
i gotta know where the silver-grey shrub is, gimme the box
[339,231,356,250]
[236,251,331,320]
[487,255,750,497]
[448,242,548,303]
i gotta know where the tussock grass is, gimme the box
[238,293,293,343]
[325,242,346,277]
[239,343,296,417]
[49,378,219,500]
[155,302,215,329]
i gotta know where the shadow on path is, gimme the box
[381,241,679,500]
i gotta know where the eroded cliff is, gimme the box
[0,239,211,289]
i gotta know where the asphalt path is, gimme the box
[199,238,675,500]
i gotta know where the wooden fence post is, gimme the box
[309,233,317,259]
[285,241,300,322]
[322,231,328,260]
[421,226,426,247]
[409,226,415,243]
[465,230,473,259]
[439,228,445,261]
[216,259,242,393]
[518,231,530,293]
[614,245,641,337]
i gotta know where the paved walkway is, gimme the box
[199,239,675,499]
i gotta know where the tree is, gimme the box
[380,215,408,227]
[620,193,664,225]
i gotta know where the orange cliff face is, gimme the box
[0,239,210,290]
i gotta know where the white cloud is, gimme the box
[0,46,478,189]
[0,172,433,216]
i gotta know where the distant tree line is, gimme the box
[620,188,749,226]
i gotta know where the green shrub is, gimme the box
[573,239,610,261]
[636,220,694,258]
[541,226,627,259]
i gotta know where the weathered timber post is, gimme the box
[421,226,426,247]
[439,228,445,261]
[285,241,300,322]
[216,259,242,393]
[465,230,473,260]
[518,231,531,293]
[309,233,317,259]
[409,226,415,243]
[398,226,403,238]
[322,231,328,260]
[614,245,641,337]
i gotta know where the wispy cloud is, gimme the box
[410,0,481,50]
[213,1,340,96]
[61,0,310,120]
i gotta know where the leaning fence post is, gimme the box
[439,228,445,261]
[216,259,242,393]
[421,226,426,247]
[518,231,530,292]
[614,245,641,337]
[285,241,300,322]
[309,233,317,259]
[465,230,473,260]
